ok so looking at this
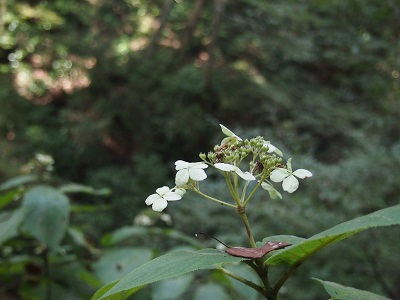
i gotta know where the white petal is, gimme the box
[235,168,256,181]
[145,194,160,205]
[286,158,292,172]
[292,169,313,179]
[282,175,299,193]
[156,186,170,195]
[175,169,189,186]
[274,147,283,156]
[261,182,282,199]
[233,135,242,141]
[220,124,234,137]
[263,142,276,153]
[219,124,242,142]
[220,137,231,145]
[189,168,207,181]
[164,191,182,201]
[152,198,168,212]
[270,168,290,182]
[175,160,190,170]
[174,188,186,197]
[190,162,208,169]
[214,163,237,172]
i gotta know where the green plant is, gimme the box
[92,124,399,300]
[0,154,110,299]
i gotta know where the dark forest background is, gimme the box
[1,1,399,299]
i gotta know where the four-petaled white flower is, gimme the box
[175,160,208,187]
[263,141,283,156]
[145,186,185,212]
[269,158,312,193]
[214,163,256,181]
[220,124,243,145]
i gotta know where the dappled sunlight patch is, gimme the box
[13,55,96,104]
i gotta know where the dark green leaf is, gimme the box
[152,273,194,300]
[313,278,391,300]
[91,281,142,300]
[0,209,24,245]
[21,186,70,249]
[97,248,245,300]
[59,183,111,195]
[266,205,400,266]
[92,247,153,284]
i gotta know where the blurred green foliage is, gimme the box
[1,0,399,299]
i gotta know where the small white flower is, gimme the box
[269,159,312,193]
[220,124,243,145]
[35,153,55,165]
[263,141,283,156]
[260,182,282,199]
[175,160,208,186]
[145,186,184,212]
[214,163,256,181]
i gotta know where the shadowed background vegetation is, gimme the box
[1,0,399,299]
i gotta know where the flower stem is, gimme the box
[224,173,241,205]
[194,190,237,208]
[237,206,256,248]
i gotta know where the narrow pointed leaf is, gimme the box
[313,278,391,300]
[266,204,400,266]
[98,248,245,300]
[91,281,142,300]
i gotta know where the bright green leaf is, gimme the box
[0,189,22,209]
[266,204,400,266]
[313,278,391,300]
[21,186,70,249]
[97,248,245,300]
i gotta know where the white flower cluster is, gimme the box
[145,124,312,211]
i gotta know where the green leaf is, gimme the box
[91,281,142,300]
[257,235,306,248]
[21,186,70,249]
[58,183,111,195]
[152,274,194,300]
[0,175,37,191]
[313,278,391,300]
[97,248,245,300]
[0,189,23,209]
[266,204,400,266]
[0,209,25,245]
[194,283,230,300]
[93,247,153,284]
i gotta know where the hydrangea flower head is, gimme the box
[145,186,185,212]
[175,160,208,187]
